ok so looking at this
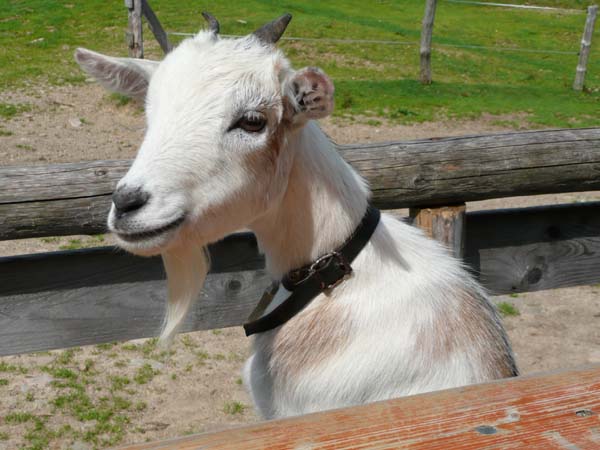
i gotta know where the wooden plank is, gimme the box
[141,0,172,54]
[117,364,600,449]
[0,234,269,356]
[465,202,600,294]
[573,5,598,91]
[420,0,438,84]
[126,0,143,58]
[410,203,466,258]
[1,203,598,355]
[2,128,600,240]
[0,159,128,203]
[342,127,600,210]
[0,160,127,239]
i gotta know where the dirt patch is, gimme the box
[1,84,531,166]
[321,112,533,143]
[0,330,257,450]
[1,83,599,449]
[1,84,144,166]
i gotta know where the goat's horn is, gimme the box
[201,11,220,34]
[253,13,292,44]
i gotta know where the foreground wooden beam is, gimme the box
[117,364,600,449]
[1,128,599,240]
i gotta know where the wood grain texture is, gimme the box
[117,364,600,449]
[410,203,466,258]
[126,0,143,59]
[573,5,598,90]
[340,127,600,210]
[2,128,600,240]
[0,234,268,356]
[465,202,600,294]
[1,203,598,355]
[420,0,438,84]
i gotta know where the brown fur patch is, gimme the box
[266,294,351,381]
[416,287,518,380]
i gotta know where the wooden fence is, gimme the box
[126,0,598,91]
[2,127,600,447]
[2,127,600,357]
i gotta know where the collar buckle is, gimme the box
[309,251,352,290]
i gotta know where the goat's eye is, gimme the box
[235,112,267,133]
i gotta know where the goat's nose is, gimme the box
[112,186,150,217]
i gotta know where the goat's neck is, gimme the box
[250,121,370,278]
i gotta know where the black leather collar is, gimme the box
[243,206,381,336]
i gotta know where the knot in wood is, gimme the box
[575,409,594,417]
[526,267,543,285]
[227,279,242,292]
[410,174,426,189]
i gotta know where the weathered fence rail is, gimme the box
[118,364,600,449]
[2,201,599,356]
[2,127,600,240]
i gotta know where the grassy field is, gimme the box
[1,0,598,127]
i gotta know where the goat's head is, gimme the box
[75,13,334,256]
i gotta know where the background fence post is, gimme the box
[420,0,438,84]
[125,0,144,58]
[573,5,598,91]
[141,0,172,54]
[410,204,467,259]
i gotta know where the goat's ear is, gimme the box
[74,48,159,101]
[284,67,334,125]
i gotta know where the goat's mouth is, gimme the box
[115,216,186,243]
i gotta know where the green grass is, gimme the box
[0,102,31,119]
[5,412,35,424]
[497,301,521,317]
[0,361,28,374]
[0,1,598,127]
[133,364,159,385]
[54,348,78,365]
[0,378,9,386]
[96,342,117,351]
[223,401,246,415]
[110,375,131,392]
[47,368,133,448]
[57,235,106,250]
[58,239,82,250]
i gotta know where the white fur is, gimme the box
[75,26,517,420]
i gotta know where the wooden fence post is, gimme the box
[125,0,143,58]
[573,5,598,91]
[410,204,466,258]
[420,0,438,84]
[141,0,172,54]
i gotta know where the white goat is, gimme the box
[75,13,517,420]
